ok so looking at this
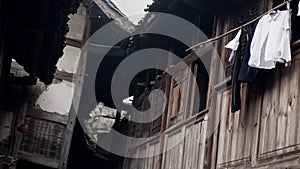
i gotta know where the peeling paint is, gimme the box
[35,81,75,116]
[56,45,81,74]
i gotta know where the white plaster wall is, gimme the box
[35,81,74,116]
[56,45,81,74]
[66,4,87,41]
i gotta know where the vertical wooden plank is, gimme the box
[291,59,300,148]
[148,143,155,169]
[170,141,174,169]
[161,74,171,132]
[188,124,194,169]
[170,134,175,169]
[161,134,168,169]
[59,11,89,166]
[216,92,227,166]
[193,122,200,169]
[184,64,193,119]
[189,64,198,117]
[11,86,28,161]
[185,66,192,118]
[177,127,185,169]
[199,119,207,169]
[224,90,233,164]
[182,126,190,169]
[208,17,226,169]
[198,122,204,169]
[189,126,195,169]
[149,91,155,136]
[166,78,174,128]
[236,84,247,161]
[230,110,239,162]
[145,143,150,169]
[258,72,272,156]
[245,83,260,165]
[276,66,291,154]
[137,147,145,169]
[179,68,186,120]
[173,79,179,124]
[154,142,161,169]
[211,91,222,169]
[267,69,281,157]
[122,158,127,169]
[147,144,153,169]
[167,134,174,169]
[144,146,148,169]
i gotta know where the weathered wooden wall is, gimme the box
[124,112,209,169]
[214,53,300,169]
[123,1,300,168]
[6,4,90,169]
[211,0,300,167]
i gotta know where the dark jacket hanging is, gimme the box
[230,30,243,113]
[238,21,259,83]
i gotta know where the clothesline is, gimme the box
[186,0,293,51]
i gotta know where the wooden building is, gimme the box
[0,0,133,168]
[122,0,300,169]
[1,0,299,169]
[0,0,88,168]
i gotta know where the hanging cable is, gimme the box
[186,0,293,51]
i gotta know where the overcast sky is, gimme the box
[111,0,153,24]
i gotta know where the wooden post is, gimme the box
[9,86,28,169]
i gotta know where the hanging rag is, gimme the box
[225,29,242,62]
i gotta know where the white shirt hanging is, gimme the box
[297,0,300,16]
[225,29,242,62]
[249,10,291,69]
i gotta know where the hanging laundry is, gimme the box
[225,29,243,113]
[225,23,261,113]
[225,29,242,62]
[249,10,292,69]
[297,0,300,16]
[238,21,260,83]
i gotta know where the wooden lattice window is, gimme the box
[20,117,65,160]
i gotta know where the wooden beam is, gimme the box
[18,151,59,168]
[88,43,126,57]
[166,44,212,75]
[213,77,231,92]
[66,38,83,48]
[9,86,28,169]
[59,36,89,169]
[26,107,69,125]
[54,70,73,83]
[93,0,135,33]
